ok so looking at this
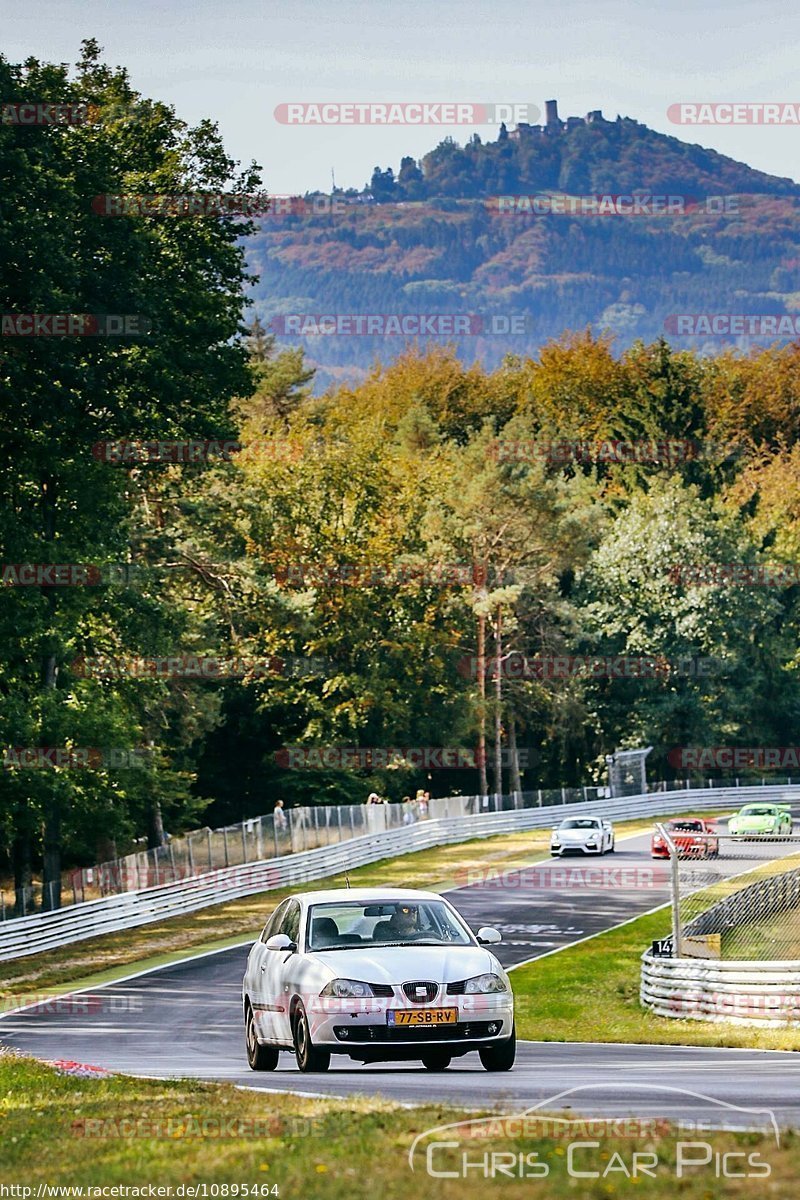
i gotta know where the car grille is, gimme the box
[446,980,467,995]
[402,980,439,1004]
[334,1021,502,1043]
[369,983,395,998]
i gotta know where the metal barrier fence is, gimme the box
[3,776,787,918]
[4,784,618,918]
[657,824,800,960]
[641,815,800,1026]
[3,782,800,961]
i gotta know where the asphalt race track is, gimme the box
[3,821,800,1127]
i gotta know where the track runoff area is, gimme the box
[3,812,800,1125]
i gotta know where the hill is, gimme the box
[247,101,800,390]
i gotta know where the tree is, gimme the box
[576,477,800,775]
[0,42,261,906]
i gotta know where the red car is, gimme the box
[651,818,719,859]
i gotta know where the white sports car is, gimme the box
[242,886,515,1073]
[550,816,615,856]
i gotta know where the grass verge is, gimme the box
[0,1052,797,1196]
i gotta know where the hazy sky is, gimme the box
[4,0,799,194]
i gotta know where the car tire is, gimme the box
[293,1004,331,1073]
[421,1051,452,1071]
[479,1024,516,1072]
[608,838,615,853]
[245,1004,279,1071]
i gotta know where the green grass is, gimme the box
[723,905,800,960]
[512,905,800,1051]
[1,1052,797,1196]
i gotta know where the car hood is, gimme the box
[309,944,502,984]
[731,815,776,829]
[555,828,599,842]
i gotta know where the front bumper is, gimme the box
[551,841,602,855]
[305,992,514,1051]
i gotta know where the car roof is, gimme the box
[288,887,445,905]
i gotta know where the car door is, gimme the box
[250,899,290,1041]
[266,899,302,1045]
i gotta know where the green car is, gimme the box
[728,803,792,837]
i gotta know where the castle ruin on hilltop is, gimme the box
[508,98,610,139]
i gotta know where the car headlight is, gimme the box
[463,973,507,994]
[551,836,560,843]
[319,978,376,998]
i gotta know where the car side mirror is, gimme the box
[266,933,296,952]
[476,926,502,945]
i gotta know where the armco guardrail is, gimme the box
[2,782,799,962]
[641,954,800,1026]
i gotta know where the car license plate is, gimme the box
[387,1008,457,1026]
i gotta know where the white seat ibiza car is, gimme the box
[242,887,515,1073]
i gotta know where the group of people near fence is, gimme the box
[365,789,430,822]
[271,790,432,828]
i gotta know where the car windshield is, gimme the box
[739,807,775,816]
[669,821,703,832]
[561,819,599,830]
[306,900,473,950]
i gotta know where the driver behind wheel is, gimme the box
[373,902,420,941]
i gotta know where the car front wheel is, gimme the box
[245,1004,279,1071]
[293,1004,331,1073]
[479,1024,516,1072]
